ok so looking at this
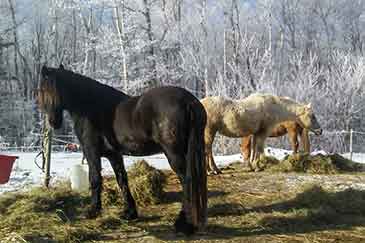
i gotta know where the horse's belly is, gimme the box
[220,114,260,137]
[218,126,250,137]
[119,140,162,156]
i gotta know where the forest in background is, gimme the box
[1,0,365,153]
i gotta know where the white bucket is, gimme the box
[70,164,89,192]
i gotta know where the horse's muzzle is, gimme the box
[313,129,323,136]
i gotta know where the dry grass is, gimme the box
[128,160,166,206]
[102,160,166,208]
[256,153,365,174]
[1,159,365,243]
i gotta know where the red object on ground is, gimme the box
[0,154,18,184]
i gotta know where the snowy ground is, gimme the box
[0,147,364,194]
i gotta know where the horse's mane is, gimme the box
[247,93,303,106]
[50,67,130,115]
[276,95,304,106]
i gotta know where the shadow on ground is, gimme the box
[142,186,365,241]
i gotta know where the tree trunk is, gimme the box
[7,0,18,78]
[43,119,53,188]
[143,0,157,88]
[114,1,128,88]
[72,9,77,63]
[200,0,208,96]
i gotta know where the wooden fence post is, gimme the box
[43,120,53,188]
[349,129,353,161]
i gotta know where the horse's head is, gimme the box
[297,103,322,135]
[36,65,64,129]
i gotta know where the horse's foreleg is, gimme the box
[241,135,251,164]
[253,135,266,171]
[73,117,103,218]
[106,152,138,220]
[301,129,310,153]
[83,148,103,218]
[256,136,266,159]
[288,129,299,154]
[249,135,257,170]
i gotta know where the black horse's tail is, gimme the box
[186,101,207,229]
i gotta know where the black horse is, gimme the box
[37,65,207,235]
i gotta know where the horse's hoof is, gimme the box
[121,208,138,220]
[86,206,101,219]
[207,169,222,176]
[174,211,196,236]
[214,169,222,175]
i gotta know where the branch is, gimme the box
[0,42,14,48]
[120,2,146,16]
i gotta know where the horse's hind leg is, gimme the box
[162,148,196,235]
[105,152,138,220]
[205,128,221,175]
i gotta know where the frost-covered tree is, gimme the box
[3,0,365,152]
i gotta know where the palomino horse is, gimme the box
[241,121,310,163]
[37,65,207,235]
[201,94,322,174]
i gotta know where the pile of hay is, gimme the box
[255,156,280,171]
[268,153,338,174]
[127,160,166,206]
[103,160,166,207]
[264,153,365,174]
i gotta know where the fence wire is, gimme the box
[1,130,364,155]
[212,130,365,155]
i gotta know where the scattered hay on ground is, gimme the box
[0,185,98,242]
[2,158,365,242]
[329,153,365,172]
[0,160,166,242]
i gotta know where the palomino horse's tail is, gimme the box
[186,101,208,229]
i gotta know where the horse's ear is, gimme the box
[59,64,64,70]
[41,65,49,76]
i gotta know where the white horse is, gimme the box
[201,94,322,174]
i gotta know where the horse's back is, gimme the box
[142,86,201,106]
[113,86,206,155]
[136,87,205,119]
[200,96,234,124]
[201,94,273,137]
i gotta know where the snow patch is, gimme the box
[1,147,364,194]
